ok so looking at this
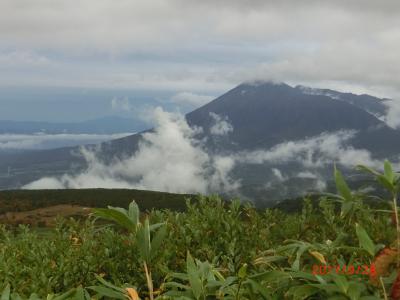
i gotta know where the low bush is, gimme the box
[1,161,399,299]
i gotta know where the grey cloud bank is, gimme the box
[0,0,399,98]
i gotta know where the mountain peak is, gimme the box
[240,80,291,89]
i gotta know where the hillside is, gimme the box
[0,188,191,215]
[0,163,398,299]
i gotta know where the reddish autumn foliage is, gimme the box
[370,247,398,286]
[392,272,400,300]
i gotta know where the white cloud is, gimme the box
[272,168,285,181]
[171,92,214,106]
[0,133,131,150]
[237,130,384,169]
[25,177,66,189]
[209,155,240,192]
[111,97,132,112]
[314,179,327,192]
[296,171,326,192]
[384,99,400,129]
[1,1,398,52]
[209,112,233,136]
[0,50,51,67]
[24,107,239,193]
[296,171,317,179]
[0,1,400,97]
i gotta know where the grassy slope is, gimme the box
[0,188,193,214]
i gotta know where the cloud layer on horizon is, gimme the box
[0,133,132,150]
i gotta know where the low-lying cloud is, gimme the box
[111,97,132,112]
[209,112,233,136]
[171,92,214,107]
[384,99,400,129]
[237,130,383,169]
[0,133,131,150]
[24,108,239,193]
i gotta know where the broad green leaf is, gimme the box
[137,219,151,262]
[358,162,396,192]
[356,165,381,177]
[1,285,10,300]
[333,275,349,294]
[292,244,308,271]
[162,290,192,299]
[347,282,365,300]
[309,283,342,294]
[10,293,23,300]
[341,201,353,218]
[150,225,167,259]
[249,270,290,282]
[290,271,323,282]
[309,250,327,264]
[149,223,164,232]
[93,208,136,232]
[384,160,394,184]
[52,289,77,300]
[28,294,42,300]
[377,174,395,192]
[168,272,189,281]
[94,274,126,293]
[88,286,127,299]
[238,263,248,279]
[186,252,202,299]
[128,201,140,226]
[287,285,320,299]
[253,255,286,265]
[246,278,272,299]
[334,167,352,202]
[163,282,191,290]
[355,223,375,256]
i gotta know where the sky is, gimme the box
[1,0,400,121]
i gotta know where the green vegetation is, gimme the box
[0,188,192,214]
[1,161,400,299]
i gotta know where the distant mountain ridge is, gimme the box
[186,82,400,155]
[0,116,147,134]
[295,85,389,119]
